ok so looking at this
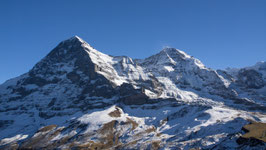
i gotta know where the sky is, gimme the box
[0,0,265,84]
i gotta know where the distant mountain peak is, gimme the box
[254,61,266,68]
[64,35,85,43]
[72,35,83,40]
[160,47,191,60]
[141,47,206,70]
[28,36,102,80]
[60,35,96,52]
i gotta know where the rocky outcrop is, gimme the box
[118,83,149,105]
[237,69,264,89]
[237,122,266,147]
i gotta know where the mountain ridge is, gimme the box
[0,36,265,149]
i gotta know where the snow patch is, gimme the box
[0,134,28,146]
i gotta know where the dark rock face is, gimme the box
[66,71,81,83]
[30,37,97,80]
[217,69,235,82]
[118,83,149,105]
[22,74,59,87]
[237,69,264,89]
[120,93,149,105]
[0,120,14,129]
[236,136,265,147]
[27,37,118,100]
[118,83,137,97]
[48,98,56,107]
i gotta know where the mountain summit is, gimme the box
[0,36,265,149]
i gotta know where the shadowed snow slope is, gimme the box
[0,36,265,149]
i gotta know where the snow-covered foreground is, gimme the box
[1,102,265,149]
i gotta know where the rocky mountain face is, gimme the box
[0,36,265,149]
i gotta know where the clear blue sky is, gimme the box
[0,0,265,84]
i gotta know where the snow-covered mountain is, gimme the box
[0,36,265,149]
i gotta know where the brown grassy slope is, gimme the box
[241,122,266,142]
